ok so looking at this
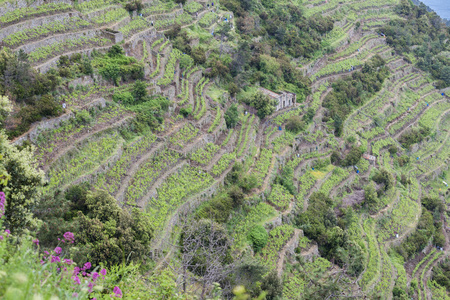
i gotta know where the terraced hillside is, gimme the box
[0,0,450,298]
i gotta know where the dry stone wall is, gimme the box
[0,0,71,16]
[18,29,100,53]
[0,11,82,41]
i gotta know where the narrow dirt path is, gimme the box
[276,228,302,277]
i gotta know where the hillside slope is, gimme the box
[0,0,450,298]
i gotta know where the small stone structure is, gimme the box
[101,29,123,43]
[363,153,377,163]
[259,87,296,111]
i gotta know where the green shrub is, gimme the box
[248,225,268,253]
[225,104,239,128]
[112,91,134,105]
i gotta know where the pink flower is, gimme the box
[32,239,39,246]
[83,262,91,270]
[51,255,61,263]
[113,286,122,298]
[72,275,81,285]
[0,236,3,241]
[63,232,75,243]
[100,269,107,276]
[92,272,99,281]
[88,282,94,292]
[40,260,44,265]
[44,251,49,255]
[4,229,10,236]
[73,267,80,275]
[63,259,73,265]
[54,247,62,255]
[72,292,78,297]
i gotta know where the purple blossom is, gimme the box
[0,236,3,241]
[72,275,81,285]
[44,251,49,255]
[0,192,5,219]
[4,229,10,236]
[54,247,62,255]
[73,267,80,275]
[63,259,73,265]
[32,239,39,246]
[63,232,75,243]
[100,269,107,276]
[113,286,122,298]
[88,282,94,292]
[83,262,91,270]
[72,292,78,297]
[92,272,99,281]
[51,256,61,263]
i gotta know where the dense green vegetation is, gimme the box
[383,0,450,87]
[323,55,390,135]
[1,0,450,298]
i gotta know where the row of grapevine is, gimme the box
[125,149,181,205]
[4,17,91,47]
[44,131,122,193]
[96,133,157,195]
[148,165,214,231]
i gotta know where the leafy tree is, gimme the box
[0,131,45,232]
[330,151,341,165]
[0,96,12,126]
[260,271,282,300]
[99,64,120,85]
[179,54,194,70]
[372,168,394,191]
[341,147,363,167]
[224,104,239,128]
[246,92,277,119]
[398,127,430,148]
[422,196,444,213]
[132,80,148,104]
[389,146,398,155]
[74,190,152,266]
[191,47,206,65]
[275,165,296,195]
[233,258,267,298]
[285,115,304,133]
[364,182,379,212]
[108,45,125,57]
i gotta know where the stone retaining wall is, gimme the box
[0,11,81,41]
[12,98,106,146]
[0,0,71,17]
[19,29,99,53]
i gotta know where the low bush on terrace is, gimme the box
[248,225,269,253]
[93,45,144,85]
[398,126,430,149]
